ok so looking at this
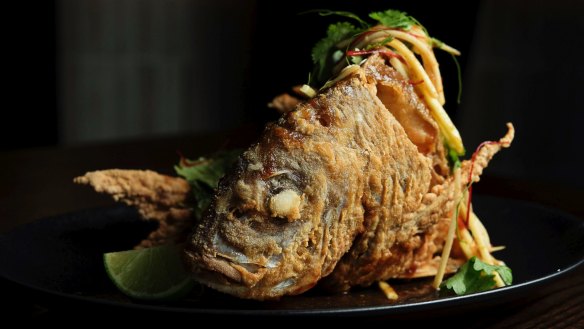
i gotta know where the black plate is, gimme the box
[1,195,583,317]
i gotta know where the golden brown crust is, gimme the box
[185,56,454,299]
[74,169,193,248]
[362,56,440,155]
[268,93,302,114]
[76,57,513,300]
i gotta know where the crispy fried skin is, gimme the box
[74,170,192,248]
[185,55,464,299]
[75,55,514,300]
[185,55,514,299]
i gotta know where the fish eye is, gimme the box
[268,189,302,221]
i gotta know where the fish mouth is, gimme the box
[184,249,246,287]
[198,253,246,284]
[185,249,303,300]
[183,247,270,298]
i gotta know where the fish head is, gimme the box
[184,142,321,299]
[183,79,368,299]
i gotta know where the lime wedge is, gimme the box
[104,244,194,301]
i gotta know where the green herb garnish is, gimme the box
[307,9,433,88]
[307,8,465,155]
[175,150,241,219]
[311,22,361,85]
[368,9,419,30]
[441,257,513,296]
[446,143,462,169]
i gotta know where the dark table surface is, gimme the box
[1,131,582,325]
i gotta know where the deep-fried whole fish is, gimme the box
[76,10,516,301]
[183,55,513,299]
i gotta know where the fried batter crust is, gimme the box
[74,169,192,248]
[185,56,457,299]
[75,55,514,300]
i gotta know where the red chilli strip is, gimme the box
[405,31,426,39]
[409,79,424,85]
[464,185,473,226]
[457,212,468,231]
[464,141,503,225]
[349,29,383,50]
[346,49,379,56]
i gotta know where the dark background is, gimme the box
[3,0,584,190]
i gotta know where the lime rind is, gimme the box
[104,245,195,301]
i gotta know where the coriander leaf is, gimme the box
[175,149,241,219]
[440,257,513,296]
[369,9,418,30]
[186,181,214,221]
[311,22,360,85]
[472,257,513,286]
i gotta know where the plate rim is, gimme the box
[1,195,583,316]
[3,259,583,317]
